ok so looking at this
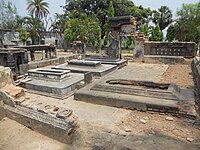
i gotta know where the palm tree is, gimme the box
[26,0,49,19]
[24,15,44,44]
[152,6,173,31]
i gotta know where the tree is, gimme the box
[23,15,44,44]
[19,28,30,45]
[139,24,149,38]
[104,0,115,46]
[152,6,173,31]
[64,11,101,49]
[0,0,17,29]
[166,24,175,41]
[49,13,68,35]
[149,24,163,41]
[134,5,152,30]
[64,0,152,38]
[174,2,200,45]
[26,0,49,19]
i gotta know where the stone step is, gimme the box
[74,90,179,112]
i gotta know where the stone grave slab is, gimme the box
[52,60,117,77]
[74,64,196,118]
[22,68,88,99]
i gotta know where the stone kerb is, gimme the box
[192,56,200,108]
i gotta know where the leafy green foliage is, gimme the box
[174,2,200,45]
[166,24,175,41]
[0,0,17,29]
[149,25,163,41]
[139,24,149,38]
[26,0,49,19]
[104,0,115,46]
[152,6,173,31]
[64,11,101,49]
[23,15,44,44]
[49,13,68,35]
[64,0,152,38]
[19,28,29,45]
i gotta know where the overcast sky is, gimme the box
[10,0,199,19]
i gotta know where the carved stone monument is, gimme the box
[108,15,136,59]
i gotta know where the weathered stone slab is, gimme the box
[85,58,128,68]
[28,68,71,81]
[74,64,196,118]
[68,60,101,67]
[3,104,75,143]
[52,60,117,77]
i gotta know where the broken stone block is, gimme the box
[0,91,16,107]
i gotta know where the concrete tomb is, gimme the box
[22,68,91,99]
[52,60,117,77]
[75,74,196,118]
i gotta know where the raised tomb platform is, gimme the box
[22,68,92,99]
[85,57,128,68]
[52,60,117,77]
[75,65,196,118]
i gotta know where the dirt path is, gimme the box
[0,118,69,150]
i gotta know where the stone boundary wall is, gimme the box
[144,42,196,58]
[192,57,200,108]
[19,55,79,75]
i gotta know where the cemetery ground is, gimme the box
[0,50,200,150]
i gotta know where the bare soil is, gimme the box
[159,63,194,88]
[117,111,200,144]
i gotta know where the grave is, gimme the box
[86,16,136,68]
[75,64,196,118]
[52,60,117,77]
[22,68,92,99]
